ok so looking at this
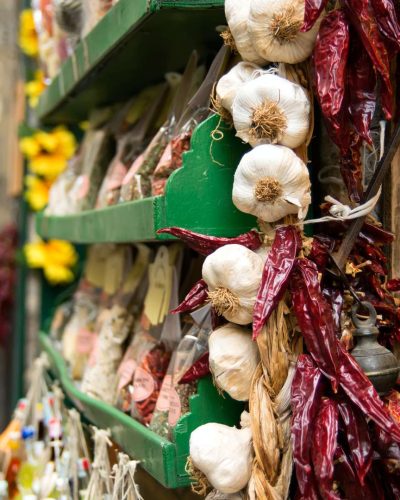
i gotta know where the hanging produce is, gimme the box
[215,61,261,115]
[232,74,310,148]
[224,0,266,64]
[202,244,264,325]
[232,144,311,222]
[208,323,259,401]
[248,0,322,63]
[189,412,253,494]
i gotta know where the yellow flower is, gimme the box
[52,127,77,159]
[44,264,75,285]
[25,176,51,212]
[25,71,46,108]
[29,153,68,179]
[19,136,40,158]
[46,240,78,268]
[24,241,47,268]
[34,131,59,153]
[24,239,77,285]
[19,10,39,57]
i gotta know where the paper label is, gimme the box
[133,367,155,402]
[168,388,181,427]
[155,374,172,412]
[76,329,95,354]
[117,359,137,392]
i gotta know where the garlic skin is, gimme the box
[232,144,311,222]
[202,244,263,325]
[209,323,260,401]
[225,0,266,65]
[190,412,253,494]
[248,0,322,64]
[216,62,261,114]
[232,74,310,148]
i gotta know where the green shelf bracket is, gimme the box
[40,332,243,488]
[36,115,257,243]
[37,0,225,124]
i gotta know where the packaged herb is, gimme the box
[150,307,211,438]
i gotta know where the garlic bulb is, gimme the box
[206,491,245,500]
[232,144,311,222]
[232,74,310,148]
[202,244,263,325]
[216,62,261,114]
[190,412,253,494]
[225,0,266,64]
[248,0,322,64]
[209,323,259,401]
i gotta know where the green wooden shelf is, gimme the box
[40,332,243,488]
[38,0,225,124]
[36,115,256,243]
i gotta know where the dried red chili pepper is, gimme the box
[171,279,208,314]
[313,10,350,132]
[362,223,395,245]
[308,235,335,272]
[253,225,301,339]
[322,286,344,337]
[337,399,373,484]
[302,0,329,31]
[370,0,400,49]
[387,278,400,292]
[334,446,364,499]
[342,0,393,119]
[291,259,340,390]
[339,133,363,203]
[291,354,325,499]
[179,352,209,384]
[157,227,262,256]
[311,398,340,499]
[292,258,400,441]
[337,342,400,442]
[347,37,377,145]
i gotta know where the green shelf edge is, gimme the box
[40,333,177,486]
[40,332,243,488]
[35,115,257,243]
[37,0,225,124]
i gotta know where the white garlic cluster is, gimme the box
[202,244,263,325]
[190,411,253,494]
[232,74,310,148]
[225,0,321,65]
[249,0,322,64]
[224,0,266,64]
[215,62,261,114]
[232,144,311,222]
[209,323,260,401]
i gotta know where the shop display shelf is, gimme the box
[37,0,225,124]
[40,332,243,488]
[36,114,256,243]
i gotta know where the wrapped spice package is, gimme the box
[68,127,114,213]
[49,300,74,342]
[61,283,101,380]
[151,119,195,196]
[115,324,158,414]
[150,312,211,438]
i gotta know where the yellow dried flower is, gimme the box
[24,239,78,285]
[19,136,40,158]
[25,175,52,211]
[29,153,68,179]
[19,10,39,57]
[25,71,46,108]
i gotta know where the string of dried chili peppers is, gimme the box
[157,227,262,255]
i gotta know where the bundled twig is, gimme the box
[248,300,300,499]
[84,427,113,500]
[111,453,143,500]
